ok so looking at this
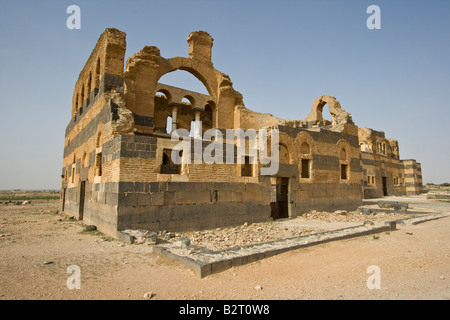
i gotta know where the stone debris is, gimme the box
[164,209,422,251]
[84,225,97,231]
[143,292,154,299]
[1,200,33,205]
[120,229,158,245]
[172,237,191,248]
[168,221,321,251]
[377,201,408,211]
[305,209,418,223]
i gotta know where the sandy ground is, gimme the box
[0,193,449,300]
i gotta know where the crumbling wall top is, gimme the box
[187,31,214,64]
[303,95,354,131]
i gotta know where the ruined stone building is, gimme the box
[60,28,423,238]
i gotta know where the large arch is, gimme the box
[157,57,219,98]
[304,95,354,128]
[123,31,240,130]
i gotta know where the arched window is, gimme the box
[95,131,102,177]
[80,85,85,113]
[340,148,347,161]
[153,90,171,133]
[75,93,79,114]
[300,142,310,155]
[96,131,102,148]
[300,142,311,179]
[87,72,92,106]
[95,57,101,90]
[279,144,290,164]
[158,70,209,95]
[82,152,88,168]
[339,148,348,180]
[203,102,215,132]
[181,96,193,106]
[71,154,76,184]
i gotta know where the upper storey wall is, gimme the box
[71,28,126,117]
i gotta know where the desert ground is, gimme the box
[0,189,449,300]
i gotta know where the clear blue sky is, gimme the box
[0,0,449,189]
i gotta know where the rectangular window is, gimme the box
[95,152,102,176]
[241,156,253,177]
[301,159,310,178]
[160,149,181,174]
[71,167,75,183]
[340,164,348,180]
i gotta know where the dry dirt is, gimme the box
[0,192,449,300]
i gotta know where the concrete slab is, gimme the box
[153,213,450,278]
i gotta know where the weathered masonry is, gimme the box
[60,28,423,239]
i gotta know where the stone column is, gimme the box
[194,109,202,139]
[171,105,179,133]
[169,102,182,134]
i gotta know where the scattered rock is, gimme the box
[377,201,408,211]
[360,208,373,215]
[43,261,54,265]
[14,201,22,205]
[22,200,31,205]
[84,225,97,231]
[439,275,445,280]
[143,292,154,299]
[173,237,191,248]
[364,220,375,226]
[254,285,262,291]
[164,232,174,240]
[122,229,158,245]
[334,210,347,215]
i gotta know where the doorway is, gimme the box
[79,181,86,220]
[270,177,289,220]
[382,177,388,196]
